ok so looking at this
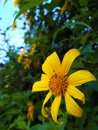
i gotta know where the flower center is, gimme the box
[49,73,68,96]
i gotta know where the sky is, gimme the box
[0,0,16,29]
[0,0,53,63]
[0,0,25,63]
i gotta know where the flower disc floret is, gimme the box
[49,73,68,96]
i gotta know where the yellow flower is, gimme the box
[23,58,32,69]
[24,11,28,17]
[27,101,34,120]
[39,31,43,38]
[28,16,34,27]
[34,58,40,67]
[12,21,17,30]
[60,2,67,15]
[17,49,25,63]
[32,49,96,124]
[10,65,14,70]
[29,44,36,55]
[13,0,19,7]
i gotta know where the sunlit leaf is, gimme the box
[14,0,46,21]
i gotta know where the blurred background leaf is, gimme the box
[0,0,98,129]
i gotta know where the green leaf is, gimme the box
[93,106,98,116]
[14,0,46,21]
[94,115,98,122]
[80,33,89,46]
[85,122,98,130]
[74,21,91,29]
[53,20,91,41]
[30,124,42,130]
[79,0,88,6]
[8,116,29,130]
[79,107,90,130]
[81,44,93,55]
[30,120,66,130]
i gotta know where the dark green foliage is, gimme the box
[0,0,98,129]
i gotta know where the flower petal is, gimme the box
[61,49,80,75]
[41,74,49,81]
[65,93,83,117]
[68,70,96,86]
[51,96,63,124]
[67,85,85,104]
[32,80,49,92]
[42,52,61,77]
[41,91,52,117]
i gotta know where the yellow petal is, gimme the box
[32,80,49,92]
[13,0,19,7]
[68,70,96,86]
[42,52,61,77]
[51,96,63,124]
[41,74,49,81]
[61,49,80,75]
[60,3,67,15]
[41,91,52,117]
[65,93,83,117]
[67,85,85,104]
